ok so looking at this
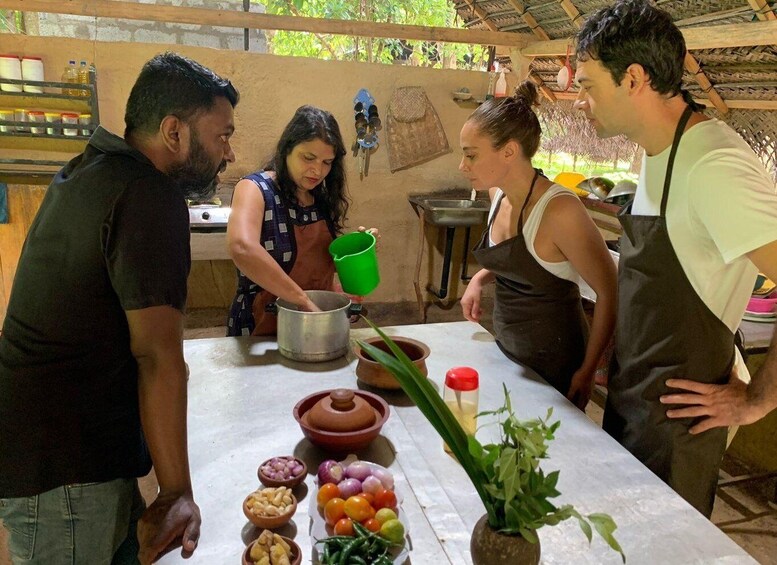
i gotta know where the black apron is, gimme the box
[473,170,589,395]
[603,106,734,518]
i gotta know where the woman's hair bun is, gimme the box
[513,80,540,107]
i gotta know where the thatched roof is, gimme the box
[453,0,777,177]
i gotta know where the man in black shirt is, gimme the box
[0,53,238,564]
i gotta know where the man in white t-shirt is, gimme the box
[573,0,777,517]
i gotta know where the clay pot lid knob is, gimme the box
[330,389,356,411]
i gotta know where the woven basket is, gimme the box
[386,86,451,173]
[354,336,430,390]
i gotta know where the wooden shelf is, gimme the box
[0,92,92,114]
[0,134,87,152]
[0,170,56,185]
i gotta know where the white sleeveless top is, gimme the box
[488,184,581,284]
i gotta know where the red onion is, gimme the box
[370,467,394,490]
[337,477,363,499]
[345,461,372,482]
[261,456,303,480]
[317,460,344,485]
[361,475,383,495]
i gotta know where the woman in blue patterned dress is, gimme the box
[226,105,358,336]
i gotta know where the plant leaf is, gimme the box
[588,513,626,563]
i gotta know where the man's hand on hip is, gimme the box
[660,368,766,434]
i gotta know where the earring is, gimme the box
[321,179,327,191]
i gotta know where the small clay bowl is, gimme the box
[243,491,298,529]
[258,456,307,489]
[293,389,389,453]
[242,535,302,565]
[354,336,430,390]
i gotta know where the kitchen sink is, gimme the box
[409,197,490,227]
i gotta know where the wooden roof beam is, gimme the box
[462,0,499,32]
[558,0,585,29]
[505,0,550,41]
[746,0,777,21]
[684,52,729,115]
[0,0,533,47]
[529,72,557,102]
[521,19,777,56]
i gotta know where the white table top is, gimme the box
[163,321,755,564]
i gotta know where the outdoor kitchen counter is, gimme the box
[164,322,756,564]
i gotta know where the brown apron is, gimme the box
[472,170,589,394]
[603,106,734,517]
[252,219,335,335]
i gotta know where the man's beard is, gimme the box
[168,131,225,200]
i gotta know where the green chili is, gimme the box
[339,537,367,565]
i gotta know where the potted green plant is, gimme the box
[357,321,625,565]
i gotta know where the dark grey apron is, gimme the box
[603,106,734,518]
[473,170,588,395]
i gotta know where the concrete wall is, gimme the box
[5,34,513,310]
[22,0,267,53]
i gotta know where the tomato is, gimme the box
[362,518,381,533]
[324,497,346,526]
[316,482,340,508]
[333,517,355,536]
[359,492,375,506]
[343,495,375,522]
[374,489,397,510]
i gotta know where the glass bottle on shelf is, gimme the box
[77,60,89,97]
[485,65,496,101]
[61,60,77,96]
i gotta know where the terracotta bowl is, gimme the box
[242,535,302,565]
[354,336,430,390]
[293,389,390,453]
[242,491,298,529]
[257,456,307,489]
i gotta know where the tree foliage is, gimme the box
[260,0,488,68]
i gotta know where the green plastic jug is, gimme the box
[329,232,380,296]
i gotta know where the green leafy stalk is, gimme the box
[357,319,496,523]
[359,319,626,562]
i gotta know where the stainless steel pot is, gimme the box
[267,290,361,362]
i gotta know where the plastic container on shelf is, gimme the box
[0,109,13,133]
[44,111,60,135]
[27,110,45,134]
[21,56,44,93]
[78,112,92,136]
[0,54,22,93]
[495,71,507,98]
[61,112,79,136]
[442,366,479,453]
[14,108,28,132]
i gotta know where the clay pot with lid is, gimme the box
[293,388,389,452]
[306,389,377,432]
